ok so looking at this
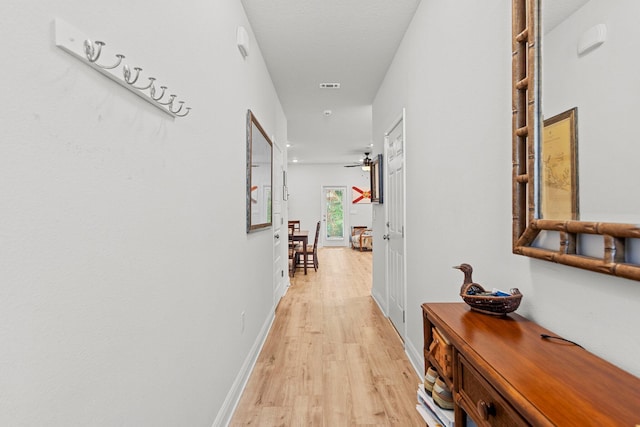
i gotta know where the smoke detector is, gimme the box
[323,110,332,116]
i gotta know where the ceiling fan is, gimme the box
[344,152,372,168]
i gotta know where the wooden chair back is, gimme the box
[295,221,321,272]
[288,220,301,231]
[312,220,320,250]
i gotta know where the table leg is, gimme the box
[303,237,308,274]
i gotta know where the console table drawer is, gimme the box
[458,355,527,426]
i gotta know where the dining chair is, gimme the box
[288,245,296,276]
[288,223,299,276]
[288,223,302,249]
[296,220,320,272]
[288,220,301,231]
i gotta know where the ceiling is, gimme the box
[543,0,591,34]
[240,0,591,166]
[240,0,422,166]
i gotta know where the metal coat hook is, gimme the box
[169,101,185,114]
[169,100,192,117]
[56,19,192,118]
[157,94,177,106]
[131,76,155,91]
[122,65,142,85]
[174,107,191,118]
[149,84,167,101]
[83,40,124,70]
[83,39,103,61]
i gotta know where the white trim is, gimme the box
[383,108,408,342]
[405,335,424,380]
[372,282,421,381]
[212,310,275,427]
[321,185,349,247]
[371,287,388,317]
[271,138,288,309]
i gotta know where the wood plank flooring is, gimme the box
[230,247,424,426]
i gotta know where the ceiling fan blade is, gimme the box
[344,151,372,167]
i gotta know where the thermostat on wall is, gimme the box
[237,26,249,58]
[577,24,606,55]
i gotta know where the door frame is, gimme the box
[272,139,288,305]
[384,109,407,341]
[321,185,348,247]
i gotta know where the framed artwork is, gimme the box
[370,154,383,203]
[541,107,578,220]
[246,110,273,232]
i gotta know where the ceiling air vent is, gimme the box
[319,83,341,89]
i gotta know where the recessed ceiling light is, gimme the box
[292,159,298,163]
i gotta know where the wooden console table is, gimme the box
[422,303,640,426]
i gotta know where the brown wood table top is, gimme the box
[423,303,640,426]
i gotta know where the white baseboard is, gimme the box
[370,287,388,316]
[275,277,289,302]
[371,290,421,380]
[405,336,424,379]
[211,310,275,427]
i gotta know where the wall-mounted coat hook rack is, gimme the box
[54,18,191,118]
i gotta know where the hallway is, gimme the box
[230,247,423,426]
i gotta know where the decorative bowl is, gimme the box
[460,282,522,316]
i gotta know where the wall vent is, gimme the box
[319,83,341,89]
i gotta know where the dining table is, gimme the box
[291,230,309,274]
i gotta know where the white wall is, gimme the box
[287,164,373,244]
[0,1,285,425]
[372,0,640,378]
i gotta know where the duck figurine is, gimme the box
[452,263,486,295]
[453,263,523,315]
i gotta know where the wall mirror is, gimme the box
[370,154,383,204]
[511,0,640,281]
[246,109,273,232]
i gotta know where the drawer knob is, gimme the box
[477,400,496,420]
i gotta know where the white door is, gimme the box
[384,111,406,341]
[272,141,286,304]
[321,186,348,247]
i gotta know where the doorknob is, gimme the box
[383,234,390,240]
[274,233,280,239]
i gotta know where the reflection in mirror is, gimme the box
[511,0,640,280]
[246,110,273,232]
[541,107,578,220]
[542,0,640,223]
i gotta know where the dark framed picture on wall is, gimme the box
[370,154,383,203]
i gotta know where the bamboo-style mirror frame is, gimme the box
[246,109,273,233]
[511,0,640,281]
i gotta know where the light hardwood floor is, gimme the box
[230,247,424,426]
